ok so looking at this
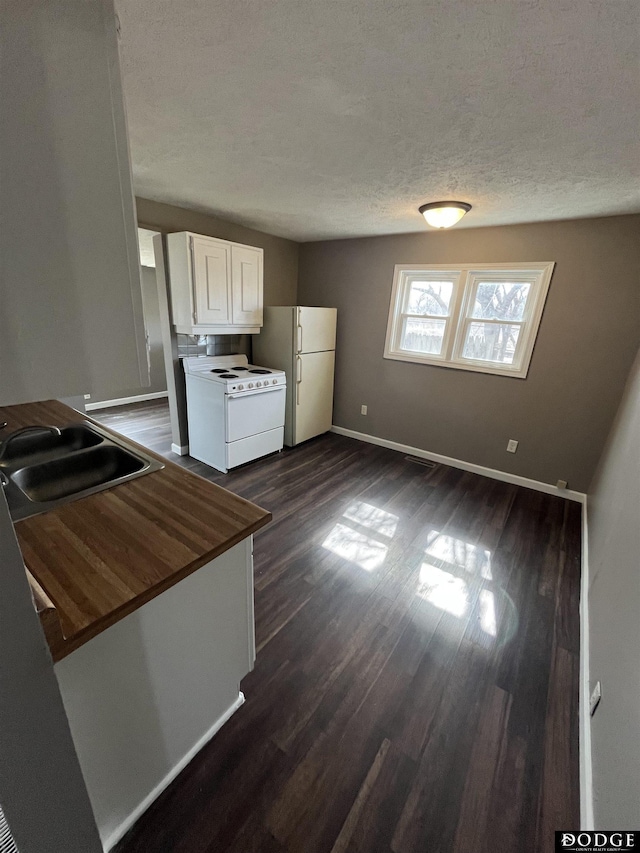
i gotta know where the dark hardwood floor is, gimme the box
[95,400,581,853]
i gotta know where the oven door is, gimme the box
[225,386,286,442]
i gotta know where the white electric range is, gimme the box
[182,354,286,473]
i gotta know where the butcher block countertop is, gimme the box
[1,400,271,661]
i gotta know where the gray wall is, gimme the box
[89,265,167,405]
[136,197,299,307]
[587,347,640,826]
[298,214,640,492]
[0,0,147,407]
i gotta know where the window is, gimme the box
[384,262,554,378]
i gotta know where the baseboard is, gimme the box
[85,391,168,411]
[104,692,245,851]
[579,501,594,829]
[171,443,189,456]
[331,426,586,503]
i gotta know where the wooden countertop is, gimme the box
[1,400,271,661]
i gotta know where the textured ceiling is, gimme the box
[118,0,640,242]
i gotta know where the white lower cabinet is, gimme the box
[54,537,255,850]
[166,231,263,334]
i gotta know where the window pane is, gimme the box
[407,281,453,316]
[401,318,446,355]
[471,282,530,321]
[462,322,521,364]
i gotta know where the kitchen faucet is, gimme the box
[0,425,62,461]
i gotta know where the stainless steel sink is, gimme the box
[1,422,164,521]
[0,424,103,468]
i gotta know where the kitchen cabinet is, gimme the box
[231,243,263,326]
[192,235,232,326]
[0,0,148,407]
[55,538,256,849]
[166,231,263,333]
[4,398,270,847]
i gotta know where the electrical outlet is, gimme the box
[360,404,367,415]
[507,439,518,453]
[556,479,568,490]
[83,394,91,400]
[590,681,602,716]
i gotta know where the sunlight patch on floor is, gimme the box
[322,500,399,571]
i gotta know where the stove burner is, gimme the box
[218,373,238,379]
[249,368,271,374]
[231,366,248,371]
[210,369,228,373]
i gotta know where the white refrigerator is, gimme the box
[253,306,337,446]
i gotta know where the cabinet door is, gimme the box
[191,236,231,325]
[231,246,263,326]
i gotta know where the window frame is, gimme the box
[383,262,555,379]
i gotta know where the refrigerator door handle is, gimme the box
[296,355,302,404]
[297,323,303,354]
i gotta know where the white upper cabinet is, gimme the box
[0,0,148,406]
[192,237,232,326]
[231,245,263,327]
[166,232,264,334]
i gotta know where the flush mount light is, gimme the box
[419,201,472,229]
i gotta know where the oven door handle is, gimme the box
[227,386,285,399]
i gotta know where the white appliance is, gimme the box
[253,306,337,446]
[182,354,286,473]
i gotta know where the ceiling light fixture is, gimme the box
[419,201,472,229]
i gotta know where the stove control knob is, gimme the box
[272,378,278,385]
[255,381,261,387]
[248,382,254,389]
[238,384,244,390]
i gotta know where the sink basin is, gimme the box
[1,421,164,520]
[0,424,103,468]
[12,445,146,503]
